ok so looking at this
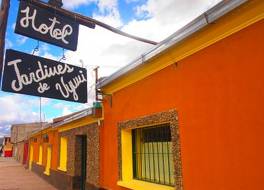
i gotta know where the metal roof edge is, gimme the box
[28,124,52,137]
[51,107,94,129]
[96,0,247,89]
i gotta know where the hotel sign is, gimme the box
[2,49,87,103]
[15,0,79,51]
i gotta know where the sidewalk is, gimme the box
[0,157,57,190]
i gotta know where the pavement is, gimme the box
[0,157,57,190]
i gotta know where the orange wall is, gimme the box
[42,130,59,170]
[100,19,264,190]
[32,136,40,162]
[50,130,59,170]
[30,130,59,170]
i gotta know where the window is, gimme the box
[29,145,34,170]
[58,137,67,171]
[37,145,43,165]
[44,146,51,175]
[132,124,175,186]
[118,110,182,190]
[42,134,49,143]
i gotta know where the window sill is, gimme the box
[117,179,175,190]
[57,167,67,172]
[43,171,50,176]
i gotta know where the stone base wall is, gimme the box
[31,162,77,190]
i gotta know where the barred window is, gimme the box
[132,124,175,186]
[42,134,49,143]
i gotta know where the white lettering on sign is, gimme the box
[6,59,86,101]
[19,6,73,44]
[38,82,50,93]
[55,71,87,101]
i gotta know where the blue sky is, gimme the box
[0,0,221,136]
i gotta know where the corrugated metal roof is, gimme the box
[52,107,94,128]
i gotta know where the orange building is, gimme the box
[97,1,264,190]
[2,136,12,157]
[28,106,103,190]
[29,124,59,176]
[26,1,264,190]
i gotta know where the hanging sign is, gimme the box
[15,0,79,51]
[2,49,87,103]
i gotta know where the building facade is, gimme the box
[97,1,264,190]
[11,122,44,164]
[28,106,102,190]
[24,1,264,190]
[2,136,12,157]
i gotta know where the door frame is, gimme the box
[80,135,87,190]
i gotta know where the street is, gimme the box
[0,157,57,190]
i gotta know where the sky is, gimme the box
[0,0,221,136]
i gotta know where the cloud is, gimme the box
[65,0,221,80]
[41,98,50,106]
[97,0,118,13]
[63,0,120,24]
[62,106,72,115]
[31,43,60,61]
[12,23,16,30]
[133,0,221,38]
[5,39,13,49]
[42,52,60,61]
[126,0,140,3]
[63,0,119,12]
[52,101,89,117]
[0,94,44,135]
[62,0,96,10]
[16,36,28,46]
[92,0,122,28]
[0,0,222,135]
[39,43,49,53]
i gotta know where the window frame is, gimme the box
[44,146,51,176]
[58,137,68,172]
[37,145,43,165]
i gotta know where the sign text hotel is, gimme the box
[15,0,79,51]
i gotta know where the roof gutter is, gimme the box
[28,107,102,137]
[97,0,247,89]
[51,107,102,129]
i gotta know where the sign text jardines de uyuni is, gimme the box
[2,49,87,103]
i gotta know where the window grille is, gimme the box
[43,134,49,143]
[132,124,175,186]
